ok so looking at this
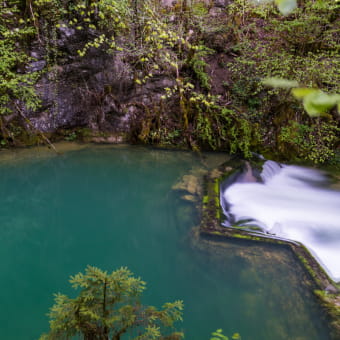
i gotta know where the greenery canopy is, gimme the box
[0,0,339,163]
[39,266,184,340]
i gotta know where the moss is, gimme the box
[213,179,219,194]
[17,132,43,147]
[314,290,340,340]
[295,253,323,287]
[209,231,224,236]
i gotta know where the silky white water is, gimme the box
[223,162,340,282]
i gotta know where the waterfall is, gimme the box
[222,161,340,282]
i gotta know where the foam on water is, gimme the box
[223,162,340,282]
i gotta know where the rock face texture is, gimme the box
[25,1,229,137]
[28,26,162,134]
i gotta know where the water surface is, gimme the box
[223,161,340,281]
[0,145,331,339]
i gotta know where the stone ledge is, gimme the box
[199,160,340,339]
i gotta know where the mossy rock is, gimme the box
[172,174,201,195]
[172,167,209,202]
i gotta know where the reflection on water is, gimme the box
[0,145,331,340]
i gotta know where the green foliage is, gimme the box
[1,0,338,160]
[64,131,77,141]
[314,289,340,338]
[210,329,241,340]
[0,0,67,147]
[291,89,340,117]
[0,2,40,117]
[191,1,209,16]
[65,0,131,56]
[263,78,340,117]
[40,266,184,340]
[211,329,229,340]
[189,92,260,157]
[228,0,276,22]
[253,0,298,16]
[188,44,213,90]
[262,77,299,89]
[0,0,269,156]
[226,0,340,163]
[278,119,339,163]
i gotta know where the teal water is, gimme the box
[0,145,331,340]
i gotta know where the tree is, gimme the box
[39,266,184,340]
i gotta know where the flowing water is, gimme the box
[223,160,340,282]
[0,145,331,340]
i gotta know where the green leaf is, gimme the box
[211,329,229,340]
[303,96,323,117]
[274,0,297,15]
[291,88,319,99]
[291,88,340,117]
[303,92,340,117]
[310,93,340,109]
[262,77,299,89]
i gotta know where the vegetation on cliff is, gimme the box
[0,0,339,163]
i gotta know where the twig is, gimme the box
[14,103,60,154]
[29,2,42,44]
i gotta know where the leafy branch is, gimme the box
[263,77,340,117]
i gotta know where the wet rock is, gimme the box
[23,5,235,137]
[181,194,197,202]
[209,7,224,16]
[58,25,76,39]
[214,0,227,8]
[26,23,180,136]
[27,60,46,72]
[91,134,125,143]
[173,174,201,195]
[210,168,223,179]
[30,51,40,59]
[325,284,339,294]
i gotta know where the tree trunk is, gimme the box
[103,280,109,338]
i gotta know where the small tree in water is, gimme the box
[39,266,184,340]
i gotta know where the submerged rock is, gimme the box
[181,194,197,202]
[172,174,201,195]
[172,167,208,202]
